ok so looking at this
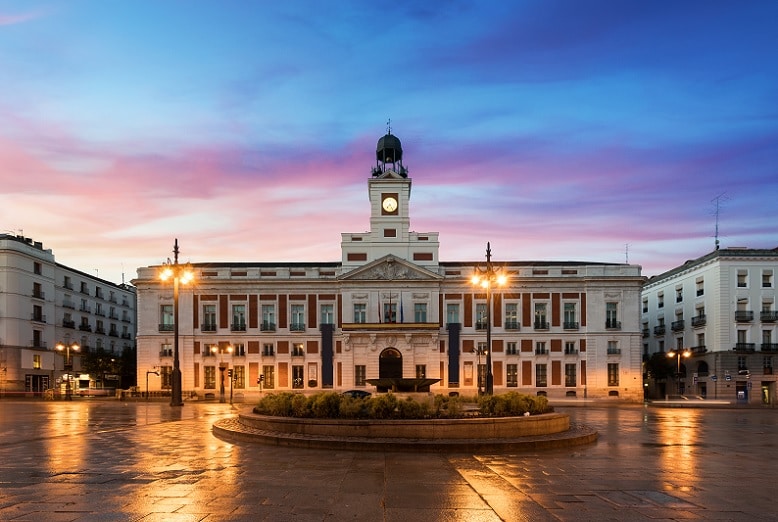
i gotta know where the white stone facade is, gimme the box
[642,248,778,404]
[0,234,137,395]
[133,133,645,402]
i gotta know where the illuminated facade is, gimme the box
[133,133,644,401]
[0,233,136,395]
[642,248,778,404]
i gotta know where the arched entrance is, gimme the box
[379,348,403,379]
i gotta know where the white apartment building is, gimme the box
[642,248,778,404]
[133,132,645,402]
[0,234,137,396]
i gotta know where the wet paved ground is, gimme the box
[0,400,776,521]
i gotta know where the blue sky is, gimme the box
[1,0,776,284]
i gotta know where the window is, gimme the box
[233,343,245,356]
[534,303,548,329]
[383,302,397,323]
[414,303,427,323]
[763,270,774,288]
[737,270,748,288]
[642,298,648,313]
[320,304,334,325]
[696,333,705,350]
[535,341,547,355]
[607,340,620,355]
[475,303,487,329]
[737,356,748,372]
[696,278,704,296]
[535,364,547,387]
[415,365,426,379]
[353,303,366,323]
[606,302,620,329]
[506,342,518,355]
[675,286,683,303]
[63,276,72,290]
[34,262,42,275]
[565,364,576,387]
[204,367,216,389]
[505,303,519,329]
[764,356,773,371]
[233,366,245,389]
[290,304,305,331]
[446,303,460,325]
[564,303,577,329]
[231,304,246,331]
[161,343,173,357]
[160,366,172,389]
[32,304,44,322]
[607,363,619,386]
[506,364,518,387]
[658,293,664,309]
[33,354,41,369]
[261,305,276,331]
[292,343,305,356]
[355,365,366,386]
[262,365,275,389]
[203,305,217,331]
[564,341,577,355]
[292,366,304,388]
[262,343,274,356]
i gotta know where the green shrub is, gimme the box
[311,391,342,418]
[396,396,431,419]
[368,393,398,419]
[339,396,369,419]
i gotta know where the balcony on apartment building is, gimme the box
[691,314,707,327]
[733,343,756,353]
[671,319,685,332]
[735,311,754,322]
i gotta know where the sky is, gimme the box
[1,0,776,285]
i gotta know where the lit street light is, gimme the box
[160,239,194,407]
[667,349,692,396]
[470,242,507,395]
[55,342,80,400]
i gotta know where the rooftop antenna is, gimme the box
[625,243,630,264]
[712,193,729,250]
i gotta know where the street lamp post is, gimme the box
[160,239,194,407]
[667,349,691,396]
[470,242,507,395]
[146,368,159,401]
[55,342,80,401]
[475,345,488,395]
[212,345,233,403]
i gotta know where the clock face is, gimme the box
[382,196,398,213]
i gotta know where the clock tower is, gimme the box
[341,131,439,270]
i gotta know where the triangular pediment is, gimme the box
[373,169,406,180]
[340,254,442,281]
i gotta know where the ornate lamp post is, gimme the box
[55,342,80,400]
[211,344,233,403]
[160,239,194,407]
[470,242,507,395]
[667,349,691,396]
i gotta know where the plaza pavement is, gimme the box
[0,398,776,521]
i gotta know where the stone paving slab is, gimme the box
[0,400,777,521]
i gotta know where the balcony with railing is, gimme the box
[735,310,754,322]
[607,347,622,355]
[760,311,778,322]
[535,347,548,355]
[733,343,756,353]
[475,321,488,330]
[159,323,174,332]
[108,329,118,337]
[121,332,132,340]
[691,314,706,327]
[201,322,217,332]
[691,345,707,354]
[79,323,92,332]
[642,328,650,338]
[95,326,105,334]
[291,347,305,357]
[563,321,579,330]
[534,321,549,330]
[63,299,75,309]
[32,289,45,299]
[80,304,91,313]
[231,322,247,332]
[261,321,276,332]
[160,349,173,358]
[761,343,778,353]
[671,319,685,332]
[290,322,306,332]
[62,319,75,328]
[30,313,46,323]
[30,340,48,349]
[504,320,520,330]
[564,347,578,355]
[606,319,622,330]
[654,325,666,336]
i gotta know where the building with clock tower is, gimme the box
[133,131,645,402]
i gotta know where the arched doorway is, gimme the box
[379,348,403,379]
